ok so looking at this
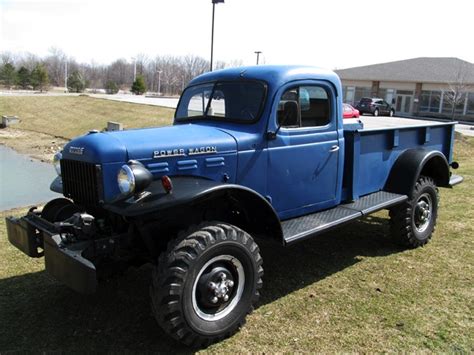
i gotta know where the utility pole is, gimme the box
[132,57,137,81]
[254,51,262,65]
[210,0,224,71]
[64,59,68,92]
[157,70,162,95]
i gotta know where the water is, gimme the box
[0,145,59,211]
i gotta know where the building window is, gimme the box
[467,93,474,115]
[354,87,371,104]
[419,90,441,113]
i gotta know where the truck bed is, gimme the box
[342,117,456,202]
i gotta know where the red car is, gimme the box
[343,103,360,118]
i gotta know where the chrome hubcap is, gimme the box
[414,193,432,233]
[192,255,244,321]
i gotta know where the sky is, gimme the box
[1,0,473,70]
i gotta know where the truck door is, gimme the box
[266,83,340,219]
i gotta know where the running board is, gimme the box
[282,191,407,245]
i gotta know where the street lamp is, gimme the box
[210,0,224,72]
[254,51,262,65]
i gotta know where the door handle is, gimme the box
[330,145,340,152]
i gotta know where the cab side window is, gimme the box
[278,86,330,128]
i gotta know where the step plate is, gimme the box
[282,191,407,245]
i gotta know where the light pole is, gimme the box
[254,51,262,65]
[64,58,68,92]
[131,57,137,82]
[210,0,224,72]
[157,70,162,95]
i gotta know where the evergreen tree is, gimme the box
[16,66,31,89]
[131,75,146,95]
[105,80,119,94]
[67,70,86,93]
[0,62,17,89]
[30,64,49,92]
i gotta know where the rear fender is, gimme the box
[385,149,450,196]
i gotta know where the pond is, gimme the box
[0,145,59,211]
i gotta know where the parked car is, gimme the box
[356,97,395,117]
[343,103,360,118]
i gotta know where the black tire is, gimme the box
[389,176,439,248]
[151,222,263,347]
[373,108,379,117]
[389,109,395,117]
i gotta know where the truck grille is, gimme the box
[61,159,102,205]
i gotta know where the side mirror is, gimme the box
[267,101,299,140]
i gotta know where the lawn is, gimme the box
[0,95,174,139]
[0,94,472,351]
[0,135,472,352]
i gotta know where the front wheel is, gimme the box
[151,222,263,347]
[389,176,439,247]
[374,108,379,116]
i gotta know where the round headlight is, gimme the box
[117,164,136,195]
[53,151,62,176]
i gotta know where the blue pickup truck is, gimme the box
[6,65,463,346]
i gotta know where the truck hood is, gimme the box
[62,124,237,163]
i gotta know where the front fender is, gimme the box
[103,176,283,240]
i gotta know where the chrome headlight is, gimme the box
[117,160,153,196]
[53,151,62,176]
[117,164,136,195]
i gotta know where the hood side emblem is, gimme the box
[69,146,85,155]
[153,146,217,159]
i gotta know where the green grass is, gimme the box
[0,110,473,351]
[0,95,174,138]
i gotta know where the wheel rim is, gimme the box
[192,255,245,321]
[414,192,432,233]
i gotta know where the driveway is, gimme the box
[91,94,180,109]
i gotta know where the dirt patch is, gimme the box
[0,128,68,163]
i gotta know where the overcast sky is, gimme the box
[1,0,473,70]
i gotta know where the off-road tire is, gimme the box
[151,222,263,347]
[389,176,439,248]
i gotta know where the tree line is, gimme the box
[0,48,242,95]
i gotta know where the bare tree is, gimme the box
[443,63,472,120]
[1,50,243,95]
[45,47,67,87]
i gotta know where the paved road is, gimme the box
[3,91,473,136]
[359,115,474,136]
[93,94,474,137]
[91,94,180,109]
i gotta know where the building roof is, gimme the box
[336,57,474,84]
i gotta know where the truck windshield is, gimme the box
[175,81,266,123]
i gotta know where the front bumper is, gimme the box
[6,210,97,294]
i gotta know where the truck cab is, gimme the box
[6,65,463,347]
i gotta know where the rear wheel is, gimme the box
[389,109,395,117]
[374,108,379,117]
[151,222,263,347]
[389,176,438,247]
